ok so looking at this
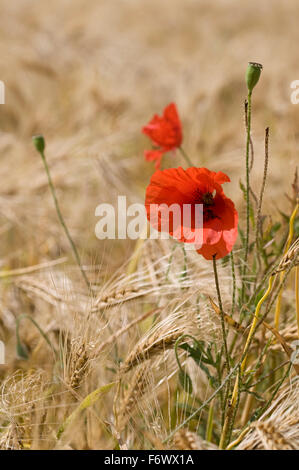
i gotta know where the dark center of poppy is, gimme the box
[202,192,214,205]
[193,190,219,222]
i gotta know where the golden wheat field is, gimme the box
[0,0,299,452]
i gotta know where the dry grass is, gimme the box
[0,0,298,450]
[173,429,217,450]
[237,378,299,450]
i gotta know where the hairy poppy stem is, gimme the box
[242,91,252,303]
[179,147,194,166]
[255,127,269,282]
[219,372,239,449]
[214,253,234,450]
[230,251,236,315]
[212,255,230,373]
[242,63,263,303]
[33,136,91,293]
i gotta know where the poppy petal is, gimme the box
[144,150,164,170]
[196,235,231,260]
[142,103,183,155]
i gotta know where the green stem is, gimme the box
[247,360,288,389]
[174,336,185,374]
[242,92,252,303]
[205,400,214,442]
[212,255,230,373]
[16,314,57,359]
[39,150,91,292]
[230,251,236,315]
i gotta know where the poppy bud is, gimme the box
[246,62,263,93]
[32,135,45,154]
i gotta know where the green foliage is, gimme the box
[179,338,221,390]
[178,369,193,394]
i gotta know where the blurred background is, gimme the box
[0,0,298,270]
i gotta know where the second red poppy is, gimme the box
[142,103,183,170]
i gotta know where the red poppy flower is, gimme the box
[142,103,183,169]
[145,167,238,260]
